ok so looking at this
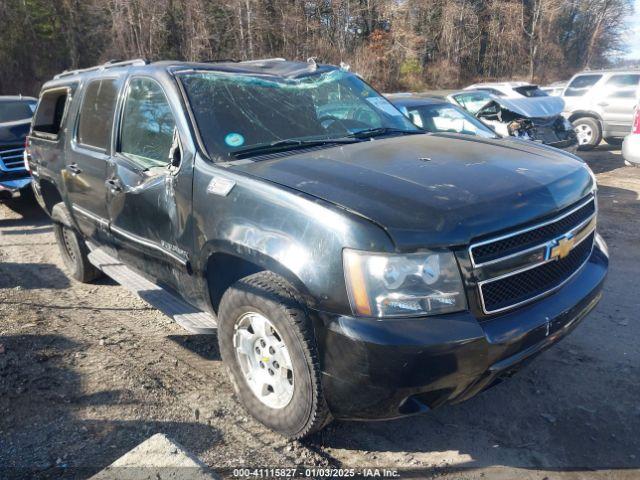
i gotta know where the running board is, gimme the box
[87,248,217,334]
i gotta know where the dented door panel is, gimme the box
[106,154,193,292]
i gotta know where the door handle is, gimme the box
[105,178,123,193]
[67,163,82,175]
[597,102,609,107]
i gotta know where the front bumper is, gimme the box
[313,240,608,420]
[0,177,31,194]
[622,134,640,165]
[547,135,578,153]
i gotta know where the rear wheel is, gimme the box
[218,271,331,439]
[573,117,602,151]
[52,203,102,283]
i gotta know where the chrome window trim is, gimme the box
[469,195,595,268]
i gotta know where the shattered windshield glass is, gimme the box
[178,69,419,159]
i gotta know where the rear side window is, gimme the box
[32,89,69,139]
[513,86,548,97]
[564,75,602,97]
[604,74,640,99]
[77,79,118,150]
[119,78,176,169]
[472,88,505,97]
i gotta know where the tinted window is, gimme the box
[120,78,176,168]
[564,74,602,97]
[604,74,640,99]
[0,100,34,123]
[77,79,118,150]
[32,90,68,137]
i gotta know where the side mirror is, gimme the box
[168,128,181,171]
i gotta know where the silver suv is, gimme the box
[562,70,640,150]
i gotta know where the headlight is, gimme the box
[343,249,467,317]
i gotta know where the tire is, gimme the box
[217,271,331,439]
[52,203,102,283]
[604,137,623,147]
[19,184,35,202]
[572,117,602,151]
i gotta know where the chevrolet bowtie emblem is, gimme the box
[549,234,575,260]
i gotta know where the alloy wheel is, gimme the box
[575,123,594,145]
[233,312,295,409]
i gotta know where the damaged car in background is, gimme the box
[448,89,577,152]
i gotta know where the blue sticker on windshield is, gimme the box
[225,133,245,147]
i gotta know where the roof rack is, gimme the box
[53,58,148,79]
[237,58,286,64]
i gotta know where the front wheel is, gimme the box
[573,117,602,151]
[218,271,331,439]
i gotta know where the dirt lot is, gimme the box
[1,146,639,479]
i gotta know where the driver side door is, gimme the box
[106,76,193,292]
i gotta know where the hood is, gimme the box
[230,134,594,250]
[485,96,565,118]
[0,118,30,144]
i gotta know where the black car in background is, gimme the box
[388,94,580,155]
[0,95,37,198]
[387,94,499,138]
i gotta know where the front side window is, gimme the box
[452,92,493,114]
[603,74,640,99]
[119,78,176,169]
[564,74,602,97]
[405,104,497,138]
[77,79,118,150]
[178,69,417,159]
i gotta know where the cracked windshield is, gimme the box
[179,69,419,159]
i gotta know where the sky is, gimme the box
[623,0,640,59]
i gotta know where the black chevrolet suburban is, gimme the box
[27,59,608,439]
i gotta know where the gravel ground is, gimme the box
[1,145,639,480]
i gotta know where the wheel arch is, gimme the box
[568,111,603,124]
[37,178,63,215]
[202,242,315,315]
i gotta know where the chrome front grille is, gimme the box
[0,144,26,171]
[470,196,596,315]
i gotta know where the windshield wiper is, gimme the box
[230,138,361,159]
[347,127,424,139]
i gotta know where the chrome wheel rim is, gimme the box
[575,123,593,145]
[233,312,294,409]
